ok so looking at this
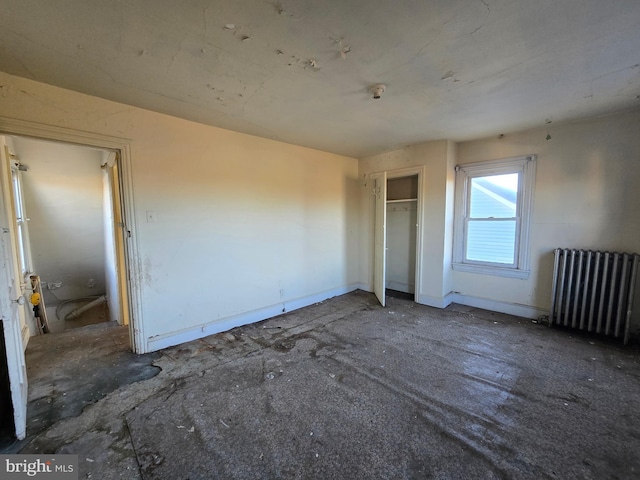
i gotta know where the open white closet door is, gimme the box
[0,139,28,440]
[373,171,387,307]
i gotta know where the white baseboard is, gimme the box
[385,281,414,294]
[450,293,546,320]
[416,293,455,309]
[414,291,546,319]
[146,283,361,352]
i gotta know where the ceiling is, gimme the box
[1,0,639,158]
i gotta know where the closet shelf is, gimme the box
[386,198,417,204]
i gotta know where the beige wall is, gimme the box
[456,110,640,322]
[0,71,359,352]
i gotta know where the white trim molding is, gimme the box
[452,263,531,279]
[146,283,362,352]
[450,293,546,320]
[416,293,455,309]
[385,281,415,294]
[411,290,545,319]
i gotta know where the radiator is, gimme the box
[549,248,640,344]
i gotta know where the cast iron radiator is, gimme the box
[549,248,640,344]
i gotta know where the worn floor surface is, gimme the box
[9,291,640,479]
[45,300,111,334]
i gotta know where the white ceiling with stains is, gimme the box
[1,0,639,157]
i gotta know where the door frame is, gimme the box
[372,171,387,306]
[0,116,145,354]
[371,166,425,305]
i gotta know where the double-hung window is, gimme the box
[453,155,536,278]
[10,161,31,275]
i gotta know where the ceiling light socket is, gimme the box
[371,84,386,99]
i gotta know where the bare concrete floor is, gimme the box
[10,291,640,479]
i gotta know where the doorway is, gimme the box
[386,175,418,296]
[372,167,424,307]
[0,120,140,444]
[9,136,126,333]
[5,136,128,335]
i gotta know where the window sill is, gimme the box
[452,262,530,279]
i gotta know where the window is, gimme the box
[10,162,31,275]
[453,155,536,278]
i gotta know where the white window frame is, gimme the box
[452,155,536,279]
[10,162,32,276]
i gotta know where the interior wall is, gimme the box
[386,202,417,293]
[359,140,455,306]
[14,136,106,306]
[387,177,418,200]
[455,109,640,332]
[0,71,359,352]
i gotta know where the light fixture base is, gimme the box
[370,84,386,99]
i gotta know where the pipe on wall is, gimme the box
[64,295,107,321]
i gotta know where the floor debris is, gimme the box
[7,291,640,480]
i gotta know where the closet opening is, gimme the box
[385,175,419,300]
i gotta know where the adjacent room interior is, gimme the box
[10,136,125,333]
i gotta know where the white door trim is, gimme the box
[372,171,387,306]
[0,117,146,353]
[372,166,425,303]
